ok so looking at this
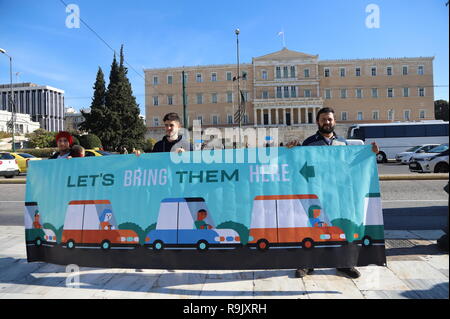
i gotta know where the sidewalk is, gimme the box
[0,226,448,299]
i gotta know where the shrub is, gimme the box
[78,134,102,149]
[143,138,157,153]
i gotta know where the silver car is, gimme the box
[395,144,439,164]
[409,144,449,173]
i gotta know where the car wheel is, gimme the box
[362,236,373,247]
[100,240,111,250]
[66,240,76,249]
[153,240,164,251]
[4,175,13,179]
[434,163,449,173]
[376,152,387,163]
[197,240,209,251]
[256,239,270,251]
[302,238,314,249]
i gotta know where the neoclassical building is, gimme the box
[144,48,435,129]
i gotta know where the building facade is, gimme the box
[0,110,40,134]
[145,48,435,131]
[0,82,65,132]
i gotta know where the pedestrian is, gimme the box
[152,112,192,153]
[286,107,379,279]
[119,146,128,154]
[49,131,75,159]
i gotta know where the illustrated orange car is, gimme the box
[248,195,346,250]
[61,200,139,250]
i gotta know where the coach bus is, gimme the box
[347,121,449,163]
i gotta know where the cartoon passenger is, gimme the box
[33,210,42,229]
[99,209,114,230]
[194,209,213,230]
[308,205,327,227]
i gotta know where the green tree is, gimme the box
[78,134,102,149]
[435,100,449,121]
[26,129,56,148]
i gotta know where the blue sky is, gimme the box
[0,0,448,116]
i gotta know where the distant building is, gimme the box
[0,82,65,132]
[64,107,87,131]
[0,110,40,134]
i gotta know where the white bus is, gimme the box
[347,121,449,163]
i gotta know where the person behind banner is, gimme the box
[287,107,379,280]
[70,145,85,158]
[152,112,192,153]
[49,131,76,159]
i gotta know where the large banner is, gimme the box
[24,146,386,269]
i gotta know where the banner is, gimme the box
[24,146,386,269]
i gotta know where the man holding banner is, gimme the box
[287,107,380,279]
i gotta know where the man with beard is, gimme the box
[287,107,379,279]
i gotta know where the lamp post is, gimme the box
[235,28,241,147]
[0,48,15,152]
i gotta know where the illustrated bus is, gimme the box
[347,120,449,163]
[248,195,347,250]
[145,197,241,251]
[61,200,139,250]
[24,202,57,246]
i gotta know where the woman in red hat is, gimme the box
[49,131,75,159]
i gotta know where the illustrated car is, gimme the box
[24,202,56,246]
[61,200,139,250]
[10,152,42,173]
[409,143,449,173]
[0,152,20,178]
[145,197,241,251]
[248,195,347,251]
[395,144,439,164]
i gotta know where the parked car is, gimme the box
[84,149,114,157]
[0,152,20,178]
[395,144,440,164]
[409,144,449,173]
[10,152,42,173]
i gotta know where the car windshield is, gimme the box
[429,144,449,153]
[18,153,35,158]
[0,153,14,160]
[97,151,112,155]
[406,146,421,152]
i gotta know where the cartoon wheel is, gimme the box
[302,238,314,249]
[101,240,111,250]
[362,236,373,247]
[153,240,164,251]
[35,237,42,247]
[256,239,269,251]
[197,240,209,251]
[66,240,76,249]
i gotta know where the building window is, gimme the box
[181,73,188,83]
[262,90,268,99]
[404,110,411,121]
[226,72,232,81]
[388,109,394,121]
[324,68,330,77]
[304,89,311,98]
[371,67,377,76]
[196,73,202,83]
[419,110,426,119]
[325,89,331,99]
[153,96,159,106]
[153,117,160,127]
[283,66,289,78]
[402,65,408,75]
[227,114,233,124]
[167,75,173,84]
[371,88,378,98]
[227,92,233,103]
[276,87,282,98]
[153,76,159,85]
[167,95,173,105]
[242,71,247,80]
[211,73,217,82]
[356,88,363,99]
[355,67,361,77]
[276,66,281,79]
[341,112,348,121]
[197,116,203,124]
[387,88,394,98]
[340,68,346,77]
[372,111,379,120]
[243,114,249,124]
[212,115,219,125]
[340,89,347,99]
[417,65,424,75]
[403,87,409,97]
[386,66,393,76]
[262,70,268,80]
[211,93,218,104]
[357,112,363,121]
[196,93,203,104]
[418,87,425,97]
[243,91,249,102]
[291,66,296,78]
[304,68,310,78]
[284,86,290,98]
[290,86,297,98]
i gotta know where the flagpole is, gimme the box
[235,28,241,147]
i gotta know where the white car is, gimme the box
[0,152,20,178]
[409,144,449,173]
[395,144,440,164]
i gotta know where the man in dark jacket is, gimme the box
[152,112,192,153]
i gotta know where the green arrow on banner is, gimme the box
[300,162,315,182]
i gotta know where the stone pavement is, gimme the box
[0,226,448,299]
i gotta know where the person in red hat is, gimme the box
[49,131,75,159]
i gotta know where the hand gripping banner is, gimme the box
[24,145,386,269]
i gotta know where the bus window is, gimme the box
[364,126,385,138]
[405,125,426,137]
[385,126,405,138]
[426,124,448,137]
[348,127,363,140]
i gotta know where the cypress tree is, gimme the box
[80,67,107,136]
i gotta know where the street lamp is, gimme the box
[0,48,15,152]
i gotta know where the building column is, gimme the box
[283,108,286,126]
[254,108,257,126]
[312,107,317,124]
[291,107,294,125]
[268,108,272,126]
[298,107,302,124]
[275,107,279,125]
